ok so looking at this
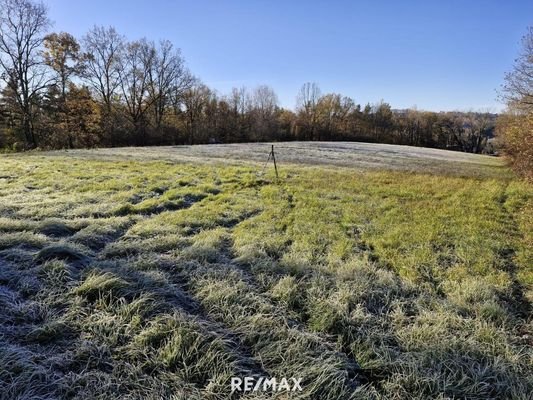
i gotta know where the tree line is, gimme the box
[0,0,496,153]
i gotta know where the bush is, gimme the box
[497,112,533,181]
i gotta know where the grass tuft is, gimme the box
[38,219,76,237]
[35,243,91,266]
[73,270,131,301]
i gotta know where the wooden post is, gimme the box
[271,145,279,179]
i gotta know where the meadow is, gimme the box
[0,142,531,399]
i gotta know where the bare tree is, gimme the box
[182,81,211,145]
[117,38,156,144]
[230,87,249,116]
[250,85,278,140]
[296,82,321,140]
[252,85,278,116]
[226,86,251,141]
[148,40,192,133]
[0,0,51,147]
[502,26,533,110]
[82,26,124,114]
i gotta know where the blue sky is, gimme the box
[46,0,533,112]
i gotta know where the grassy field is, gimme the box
[0,142,531,399]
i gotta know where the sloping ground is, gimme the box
[0,148,530,399]
[40,141,509,179]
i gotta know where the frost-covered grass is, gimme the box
[40,141,511,179]
[0,144,530,399]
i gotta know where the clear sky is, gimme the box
[45,0,533,112]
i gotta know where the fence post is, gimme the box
[271,145,279,179]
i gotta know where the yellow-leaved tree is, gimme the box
[498,26,533,181]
